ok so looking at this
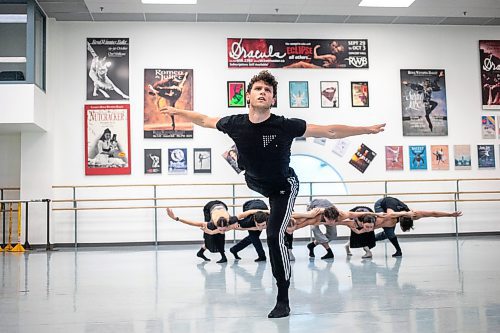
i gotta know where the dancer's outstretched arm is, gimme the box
[304,123,385,139]
[161,107,220,128]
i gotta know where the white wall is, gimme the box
[0,133,21,190]
[41,21,500,245]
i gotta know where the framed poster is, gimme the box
[400,69,448,136]
[479,40,500,110]
[477,145,495,168]
[385,146,404,171]
[144,149,161,174]
[289,81,309,108]
[351,82,369,107]
[409,145,427,170]
[454,145,471,170]
[227,81,246,107]
[227,38,368,69]
[320,81,339,108]
[349,143,376,173]
[430,145,449,170]
[222,145,242,174]
[144,69,194,138]
[86,38,129,101]
[482,115,496,139]
[85,104,131,175]
[193,148,212,174]
[168,148,188,174]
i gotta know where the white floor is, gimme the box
[1,236,499,333]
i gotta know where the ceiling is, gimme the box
[27,0,500,25]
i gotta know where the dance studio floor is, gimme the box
[1,236,499,333]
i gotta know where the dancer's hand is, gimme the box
[451,211,463,217]
[367,123,386,134]
[166,208,177,221]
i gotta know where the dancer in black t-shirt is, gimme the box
[162,70,385,318]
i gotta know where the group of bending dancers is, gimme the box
[166,196,461,265]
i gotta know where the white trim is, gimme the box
[0,57,27,63]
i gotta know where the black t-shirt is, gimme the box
[216,114,306,183]
[380,197,410,212]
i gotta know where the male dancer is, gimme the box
[306,199,337,260]
[162,70,385,318]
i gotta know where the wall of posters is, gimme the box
[430,145,449,170]
[409,145,427,170]
[320,81,339,108]
[482,115,496,139]
[400,69,448,136]
[454,145,472,170]
[351,81,369,107]
[193,148,211,174]
[289,81,309,108]
[86,38,129,101]
[385,146,404,171]
[227,38,368,69]
[477,144,495,168]
[349,143,376,173]
[85,104,131,175]
[227,81,246,107]
[167,148,187,174]
[479,40,500,110]
[144,69,194,138]
[144,149,161,174]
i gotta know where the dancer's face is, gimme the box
[247,81,275,110]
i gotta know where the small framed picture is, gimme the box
[193,148,211,173]
[289,81,309,108]
[227,81,246,107]
[320,81,339,108]
[144,149,162,174]
[351,81,369,107]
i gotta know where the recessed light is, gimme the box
[359,0,416,8]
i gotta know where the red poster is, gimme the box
[85,104,131,175]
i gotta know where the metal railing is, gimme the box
[49,178,500,248]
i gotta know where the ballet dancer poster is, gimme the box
[430,145,449,170]
[144,69,194,139]
[479,41,500,110]
[227,38,369,69]
[385,146,404,171]
[409,145,427,170]
[222,145,242,174]
[454,145,471,170]
[477,145,495,168]
[193,148,211,174]
[400,69,448,136]
[349,143,376,174]
[85,104,131,176]
[144,149,162,174]
[289,81,309,108]
[351,82,369,107]
[86,38,129,101]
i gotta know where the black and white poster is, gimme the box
[87,38,129,101]
[400,69,448,136]
[144,149,162,174]
[193,148,211,173]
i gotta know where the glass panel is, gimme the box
[34,6,45,89]
[0,4,27,82]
